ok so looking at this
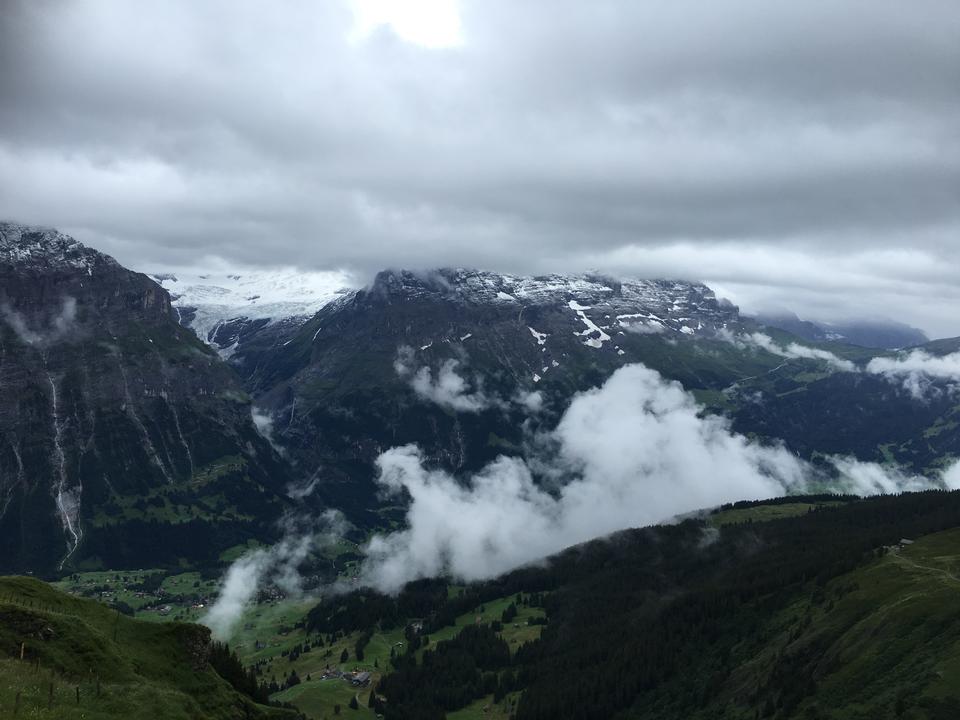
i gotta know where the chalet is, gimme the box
[351,671,371,687]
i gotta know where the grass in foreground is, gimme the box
[0,576,295,720]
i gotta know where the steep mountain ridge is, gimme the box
[0,223,294,574]
[0,223,116,273]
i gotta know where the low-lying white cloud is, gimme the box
[830,457,937,495]
[622,321,665,335]
[1,296,77,347]
[203,511,344,639]
[514,389,544,413]
[866,350,960,398]
[203,536,310,640]
[287,474,320,500]
[723,330,856,372]
[943,460,960,491]
[747,332,857,371]
[395,345,516,413]
[358,362,948,593]
[409,360,491,412]
[251,407,284,454]
[360,363,811,592]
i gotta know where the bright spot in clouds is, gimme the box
[350,0,462,47]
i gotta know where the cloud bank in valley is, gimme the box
[866,350,960,397]
[203,511,344,639]
[944,461,960,491]
[361,364,810,592]
[357,362,951,593]
[724,331,856,371]
[830,457,943,495]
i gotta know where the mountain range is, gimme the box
[2,222,958,575]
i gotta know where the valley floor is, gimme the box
[8,494,960,719]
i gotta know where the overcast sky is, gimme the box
[1,1,958,336]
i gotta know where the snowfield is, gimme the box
[153,266,354,343]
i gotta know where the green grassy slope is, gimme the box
[690,527,960,719]
[0,576,297,720]
[283,493,960,720]
[216,589,545,719]
[785,529,960,717]
[508,493,960,720]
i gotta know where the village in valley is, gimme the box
[53,565,544,719]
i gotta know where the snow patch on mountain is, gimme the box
[153,266,354,344]
[569,300,612,349]
[528,327,548,345]
[373,269,739,341]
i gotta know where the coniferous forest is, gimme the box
[306,491,960,720]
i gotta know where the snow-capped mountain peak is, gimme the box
[0,222,118,274]
[369,268,735,337]
[152,266,355,349]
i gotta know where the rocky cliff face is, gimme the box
[0,224,293,574]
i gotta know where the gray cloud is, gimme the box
[1,1,958,335]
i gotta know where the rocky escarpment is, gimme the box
[0,223,294,574]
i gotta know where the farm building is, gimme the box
[351,671,371,687]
